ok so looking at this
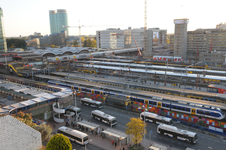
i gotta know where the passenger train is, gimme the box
[51,72,226,103]
[47,80,225,120]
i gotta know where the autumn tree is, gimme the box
[91,39,97,48]
[50,45,58,48]
[73,40,79,47]
[125,117,146,148]
[83,38,92,47]
[34,123,53,142]
[46,134,72,150]
[12,111,36,128]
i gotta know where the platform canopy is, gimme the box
[102,128,128,140]
[77,120,100,130]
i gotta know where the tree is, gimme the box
[84,38,96,48]
[125,118,146,148]
[12,111,36,128]
[34,124,53,142]
[91,39,97,48]
[46,134,72,150]
[50,45,58,48]
[73,40,79,47]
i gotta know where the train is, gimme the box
[51,72,226,103]
[47,80,225,121]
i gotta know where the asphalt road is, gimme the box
[72,142,104,150]
[75,100,226,150]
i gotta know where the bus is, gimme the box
[67,106,82,117]
[80,98,103,109]
[91,110,117,126]
[157,124,198,144]
[140,112,173,125]
[57,126,89,145]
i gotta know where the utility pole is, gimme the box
[155,72,156,85]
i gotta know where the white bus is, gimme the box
[57,126,89,145]
[140,112,173,125]
[91,110,117,126]
[81,98,103,109]
[157,124,198,144]
[67,106,82,117]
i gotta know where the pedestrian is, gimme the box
[111,140,114,146]
[115,142,117,147]
[123,147,125,150]
[170,144,172,148]
[95,131,97,136]
[71,121,73,127]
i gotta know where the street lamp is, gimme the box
[143,106,147,148]
[85,139,92,150]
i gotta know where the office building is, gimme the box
[49,9,68,35]
[187,28,226,63]
[199,51,226,66]
[0,7,7,52]
[173,19,189,58]
[96,27,166,57]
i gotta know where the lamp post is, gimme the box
[120,135,122,150]
[143,107,147,148]
[85,139,92,150]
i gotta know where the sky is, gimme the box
[1,0,226,37]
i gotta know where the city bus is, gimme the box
[91,110,117,127]
[157,124,198,144]
[140,112,173,125]
[57,126,89,145]
[80,98,103,109]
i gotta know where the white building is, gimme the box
[96,27,167,57]
[0,115,42,150]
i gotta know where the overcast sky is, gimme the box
[1,0,226,37]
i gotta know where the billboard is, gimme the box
[153,32,158,42]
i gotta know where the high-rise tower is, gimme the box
[49,10,58,34]
[173,18,189,59]
[49,9,68,35]
[0,7,7,52]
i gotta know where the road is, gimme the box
[75,100,226,150]
[72,142,104,150]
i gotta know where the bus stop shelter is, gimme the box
[101,128,130,145]
[76,120,100,131]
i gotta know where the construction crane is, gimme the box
[143,0,147,57]
[132,34,142,57]
[63,20,92,47]
[63,21,123,47]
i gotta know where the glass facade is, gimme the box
[49,9,68,35]
[0,8,7,52]
[49,10,58,34]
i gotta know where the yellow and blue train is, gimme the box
[48,80,225,120]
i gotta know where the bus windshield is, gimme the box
[83,136,89,142]
[112,118,117,123]
[194,134,198,141]
[77,109,81,114]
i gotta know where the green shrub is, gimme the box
[46,134,72,150]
